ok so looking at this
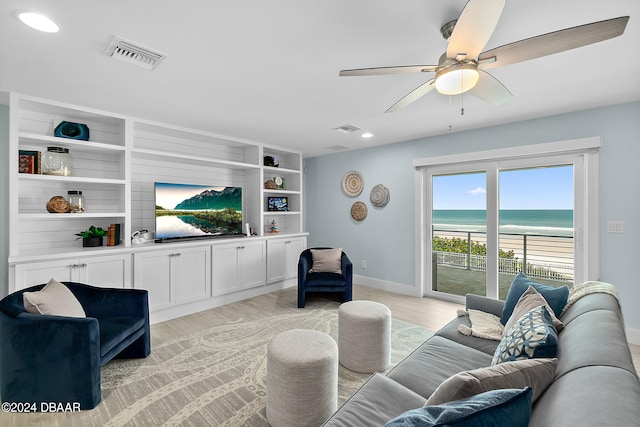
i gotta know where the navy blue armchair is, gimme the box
[0,282,150,410]
[298,248,353,308]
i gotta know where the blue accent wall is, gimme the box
[304,101,640,331]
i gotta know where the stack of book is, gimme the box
[107,223,122,246]
[18,150,42,174]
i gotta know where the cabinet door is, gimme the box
[133,251,173,311]
[12,259,77,291]
[80,254,131,289]
[238,240,266,290]
[284,237,306,279]
[266,239,287,284]
[175,246,211,304]
[212,244,241,296]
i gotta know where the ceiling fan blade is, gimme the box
[447,0,505,60]
[478,16,629,69]
[385,79,436,113]
[339,65,438,76]
[469,70,512,106]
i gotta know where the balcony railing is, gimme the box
[432,229,574,283]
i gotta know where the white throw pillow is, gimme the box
[309,248,343,274]
[23,278,86,318]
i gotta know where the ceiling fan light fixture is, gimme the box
[435,63,479,95]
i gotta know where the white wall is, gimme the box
[304,101,640,336]
[0,105,8,298]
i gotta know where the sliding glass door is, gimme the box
[421,150,591,302]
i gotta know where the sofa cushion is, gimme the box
[99,316,146,358]
[304,272,347,288]
[309,248,342,274]
[426,358,557,406]
[385,387,533,427]
[504,285,563,335]
[501,273,568,325]
[22,278,86,318]
[492,305,558,365]
[388,336,493,398]
[322,373,426,427]
[435,316,500,356]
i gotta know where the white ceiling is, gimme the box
[1,0,639,158]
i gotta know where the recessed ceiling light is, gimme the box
[17,12,59,33]
[361,132,374,138]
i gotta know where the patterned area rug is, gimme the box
[49,306,431,426]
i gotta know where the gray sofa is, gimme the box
[324,291,640,426]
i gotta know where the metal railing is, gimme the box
[433,230,574,282]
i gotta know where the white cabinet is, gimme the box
[267,236,306,284]
[133,246,211,311]
[212,240,266,296]
[12,253,131,291]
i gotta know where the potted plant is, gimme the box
[76,226,107,247]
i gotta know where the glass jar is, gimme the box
[42,146,73,176]
[67,190,85,213]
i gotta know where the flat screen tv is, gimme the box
[154,182,243,242]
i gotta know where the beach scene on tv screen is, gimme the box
[155,182,242,239]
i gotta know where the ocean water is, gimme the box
[433,209,574,237]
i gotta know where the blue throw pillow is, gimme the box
[501,273,569,325]
[385,387,532,427]
[492,305,558,365]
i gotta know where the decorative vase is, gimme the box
[82,237,103,247]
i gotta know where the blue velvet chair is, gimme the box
[298,248,353,308]
[0,282,150,410]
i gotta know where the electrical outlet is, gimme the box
[607,221,624,233]
[361,260,367,269]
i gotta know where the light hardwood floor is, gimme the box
[151,284,640,376]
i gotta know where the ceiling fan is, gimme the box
[339,0,629,113]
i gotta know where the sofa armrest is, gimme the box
[341,253,353,283]
[0,311,101,407]
[298,253,312,284]
[465,294,505,318]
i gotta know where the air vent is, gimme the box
[328,145,349,151]
[332,124,361,133]
[106,36,166,70]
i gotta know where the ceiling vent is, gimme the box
[106,36,166,70]
[328,145,349,151]
[332,124,361,134]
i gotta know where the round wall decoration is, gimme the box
[350,201,368,221]
[342,171,364,196]
[370,184,390,208]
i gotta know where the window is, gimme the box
[414,138,599,302]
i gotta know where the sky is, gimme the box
[432,165,574,210]
[155,182,227,210]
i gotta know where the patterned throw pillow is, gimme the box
[492,305,558,366]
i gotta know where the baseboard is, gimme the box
[353,275,421,297]
[626,328,640,345]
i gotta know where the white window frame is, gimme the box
[413,137,600,303]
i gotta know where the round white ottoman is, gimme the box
[266,329,338,427]
[339,300,391,373]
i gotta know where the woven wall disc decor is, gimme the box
[350,201,368,221]
[342,171,363,196]
[370,184,390,208]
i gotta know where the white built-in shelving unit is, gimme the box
[8,93,306,322]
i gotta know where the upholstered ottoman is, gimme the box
[266,329,338,427]
[339,300,391,373]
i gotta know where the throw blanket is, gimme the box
[561,280,618,315]
[457,309,504,341]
